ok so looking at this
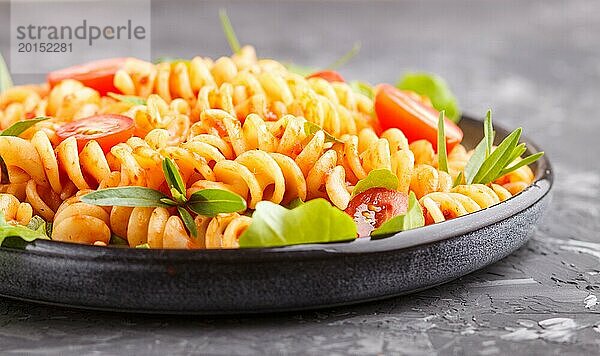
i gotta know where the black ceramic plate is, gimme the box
[0,116,552,314]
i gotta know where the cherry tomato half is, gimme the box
[345,187,409,237]
[374,84,463,151]
[56,114,134,152]
[48,58,129,95]
[306,70,345,83]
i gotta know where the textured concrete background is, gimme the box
[1,0,599,354]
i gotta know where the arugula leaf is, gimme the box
[328,42,361,70]
[437,111,449,173]
[219,8,241,54]
[350,81,374,99]
[177,206,198,238]
[162,158,187,202]
[107,92,146,106]
[187,189,247,217]
[80,187,169,207]
[397,72,461,122]
[464,139,487,184]
[109,234,128,246]
[473,128,522,184]
[135,243,150,249]
[500,152,544,177]
[351,169,399,198]
[1,117,50,137]
[453,171,464,188]
[239,199,357,248]
[372,192,424,237]
[0,53,13,94]
[303,121,342,144]
[0,213,50,247]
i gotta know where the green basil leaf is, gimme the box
[500,152,544,177]
[437,110,449,173]
[303,121,342,144]
[464,138,487,184]
[187,189,247,217]
[328,42,361,70]
[0,53,13,94]
[109,234,128,246]
[351,169,399,198]
[372,192,424,237]
[397,72,461,122]
[350,80,374,99]
[483,110,494,158]
[1,117,50,137]
[80,187,169,207]
[219,8,241,54]
[239,199,357,248]
[474,128,522,184]
[135,243,150,249]
[287,197,304,209]
[162,158,186,198]
[107,92,146,106]
[0,213,50,246]
[177,206,198,238]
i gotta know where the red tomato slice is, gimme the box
[47,58,129,95]
[374,84,463,151]
[55,114,134,152]
[345,187,408,237]
[306,70,345,83]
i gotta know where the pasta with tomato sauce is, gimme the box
[0,46,541,249]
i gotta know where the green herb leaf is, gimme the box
[162,158,186,199]
[109,234,128,246]
[187,189,247,217]
[464,139,487,184]
[26,215,46,232]
[372,192,424,237]
[177,206,198,238]
[500,152,544,177]
[0,53,13,94]
[159,197,178,206]
[287,197,304,209]
[0,213,50,247]
[437,110,449,173]
[351,169,399,198]
[1,117,50,137]
[453,171,464,188]
[80,187,169,207]
[328,42,361,70]
[483,110,494,157]
[239,199,357,248]
[350,81,374,99]
[303,121,342,144]
[107,92,146,106]
[219,8,241,54]
[397,72,461,122]
[135,243,150,249]
[473,128,522,184]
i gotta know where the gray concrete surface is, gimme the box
[0,0,599,354]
